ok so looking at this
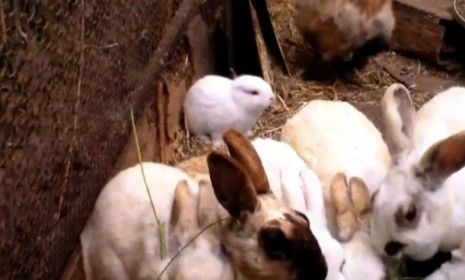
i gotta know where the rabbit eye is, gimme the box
[395,201,420,228]
[405,204,417,222]
[248,90,259,96]
[259,227,289,260]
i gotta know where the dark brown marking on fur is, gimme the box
[259,214,327,280]
[207,152,258,219]
[394,199,421,229]
[222,129,270,194]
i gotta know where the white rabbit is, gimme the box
[281,99,391,234]
[251,138,346,280]
[80,129,327,280]
[294,0,395,61]
[370,84,465,264]
[183,75,275,147]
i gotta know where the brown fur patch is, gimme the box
[296,0,391,59]
[337,0,390,17]
[418,132,465,189]
[259,214,327,280]
[222,129,270,194]
[296,14,349,59]
[207,152,258,219]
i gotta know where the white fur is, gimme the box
[370,85,465,262]
[183,75,274,146]
[281,99,391,198]
[341,231,385,280]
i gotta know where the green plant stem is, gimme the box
[130,107,167,260]
[156,218,229,280]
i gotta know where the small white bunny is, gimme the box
[183,75,275,147]
[370,84,465,264]
[281,99,391,234]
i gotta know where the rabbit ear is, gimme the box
[207,152,258,219]
[348,177,371,219]
[197,179,222,245]
[171,180,198,233]
[330,173,358,241]
[222,129,271,194]
[279,168,307,214]
[381,83,415,156]
[197,180,220,227]
[416,131,465,191]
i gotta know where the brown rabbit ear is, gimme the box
[348,177,371,217]
[381,83,415,156]
[171,180,198,232]
[207,152,258,219]
[222,129,270,194]
[416,131,465,191]
[330,173,358,241]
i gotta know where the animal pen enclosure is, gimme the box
[1,0,465,279]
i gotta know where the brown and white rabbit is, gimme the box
[294,0,395,61]
[80,129,327,280]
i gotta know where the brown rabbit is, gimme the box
[294,0,395,61]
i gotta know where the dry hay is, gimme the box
[172,0,453,163]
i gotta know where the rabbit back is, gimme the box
[81,163,198,280]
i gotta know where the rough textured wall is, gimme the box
[0,0,183,278]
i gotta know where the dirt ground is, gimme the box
[173,0,465,163]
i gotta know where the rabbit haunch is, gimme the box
[281,99,391,233]
[183,75,275,146]
[294,0,395,61]
[370,84,465,265]
[80,129,327,280]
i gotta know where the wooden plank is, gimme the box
[395,0,453,20]
[391,1,463,69]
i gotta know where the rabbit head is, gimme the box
[208,129,328,280]
[230,75,275,113]
[370,84,465,261]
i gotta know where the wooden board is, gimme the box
[391,0,463,69]
[396,0,453,20]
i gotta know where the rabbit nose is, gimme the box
[384,241,405,256]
